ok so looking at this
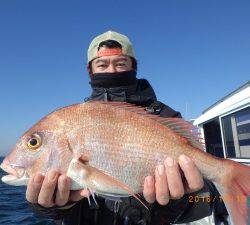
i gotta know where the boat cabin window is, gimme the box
[221,106,250,159]
[203,118,224,158]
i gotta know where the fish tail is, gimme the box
[218,162,250,225]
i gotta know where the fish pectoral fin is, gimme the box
[66,157,148,209]
[87,165,148,210]
[66,157,91,190]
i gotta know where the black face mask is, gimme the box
[89,70,137,88]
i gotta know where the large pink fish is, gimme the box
[1,101,250,225]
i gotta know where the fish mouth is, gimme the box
[0,161,29,186]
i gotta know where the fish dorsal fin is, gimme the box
[91,101,205,150]
[159,118,204,150]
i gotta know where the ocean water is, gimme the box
[0,157,55,225]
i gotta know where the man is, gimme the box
[26,31,226,225]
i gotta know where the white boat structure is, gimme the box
[184,81,250,225]
[194,81,250,165]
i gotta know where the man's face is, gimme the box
[90,49,133,74]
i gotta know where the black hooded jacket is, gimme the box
[87,78,181,118]
[29,77,226,225]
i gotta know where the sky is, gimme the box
[0,0,249,156]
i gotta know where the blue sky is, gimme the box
[0,0,249,156]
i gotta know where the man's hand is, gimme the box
[143,154,204,205]
[26,171,89,208]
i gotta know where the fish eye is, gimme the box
[27,134,42,151]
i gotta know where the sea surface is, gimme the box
[0,157,55,225]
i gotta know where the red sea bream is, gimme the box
[1,101,250,225]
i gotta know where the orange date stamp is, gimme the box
[188,194,246,203]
